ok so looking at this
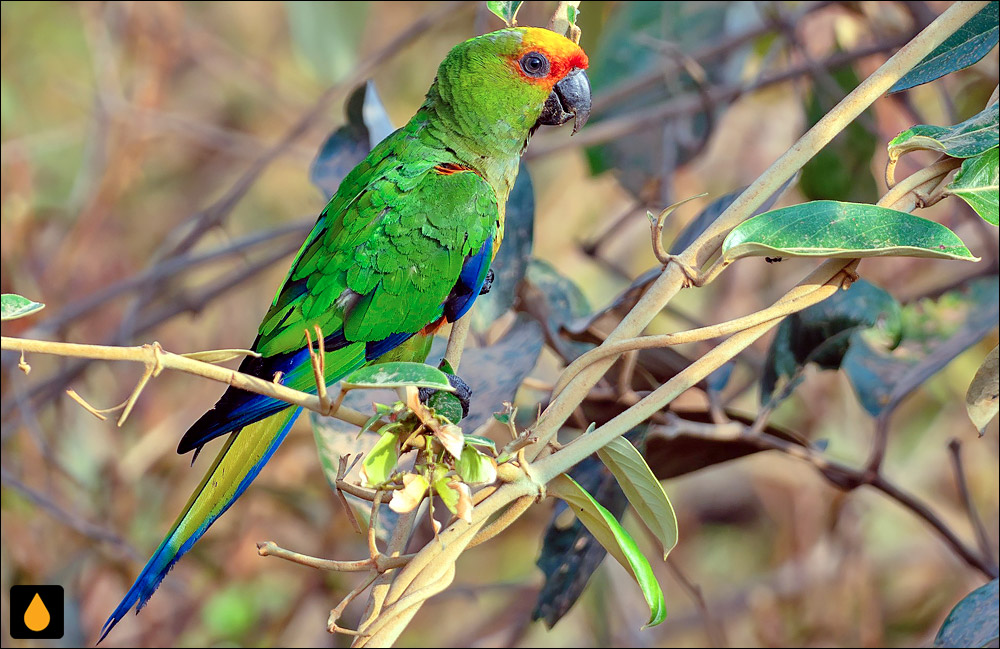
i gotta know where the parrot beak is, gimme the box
[537,69,592,135]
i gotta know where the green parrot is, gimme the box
[100,26,590,641]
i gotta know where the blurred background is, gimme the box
[1,1,997,647]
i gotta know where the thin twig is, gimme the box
[665,556,728,648]
[2,336,372,428]
[947,439,998,571]
[256,541,413,572]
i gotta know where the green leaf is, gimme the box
[721,201,979,263]
[597,437,678,560]
[760,279,902,408]
[842,276,999,417]
[889,103,999,162]
[342,362,454,391]
[947,147,999,226]
[890,2,999,93]
[287,1,369,85]
[566,5,578,25]
[549,474,667,628]
[583,2,745,198]
[425,390,464,424]
[463,434,496,451]
[966,345,999,435]
[535,450,631,627]
[181,348,260,364]
[1,293,45,321]
[432,469,460,514]
[455,446,497,484]
[486,1,522,26]
[360,431,400,487]
[933,579,999,648]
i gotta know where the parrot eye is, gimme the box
[519,51,549,78]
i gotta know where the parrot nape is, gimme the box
[99,26,590,641]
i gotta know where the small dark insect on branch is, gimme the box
[764,256,783,264]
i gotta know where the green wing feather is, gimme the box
[258,115,497,358]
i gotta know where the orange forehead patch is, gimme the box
[513,27,588,85]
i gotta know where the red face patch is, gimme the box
[510,27,588,87]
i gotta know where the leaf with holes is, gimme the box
[721,201,978,263]
[549,474,666,628]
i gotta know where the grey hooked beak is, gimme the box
[536,69,592,135]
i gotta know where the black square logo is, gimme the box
[9,585,64,639]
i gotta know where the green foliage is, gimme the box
[948,147,1000,225]
[486,1,522,27]
[342,362,454,391]
[596,437,677,560]
[844,276,999,417]
[455,446,496,484]
[548,474,667,628]
[721,201,978,263]
[933,579,999,648]
[1,293,44,321]
[761,279,902,409]
[360,430,400,487]
[889,103,998,161]
[287,1,370,84]
[424,389,464,423]
[202,586,257,638]
[890,2,999,93]
[762,277,999,417]
[583,1,744,197]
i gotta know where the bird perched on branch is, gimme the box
[101,25,589,641]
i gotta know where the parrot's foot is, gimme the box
[479,268,495,295]
[419,372,472,421]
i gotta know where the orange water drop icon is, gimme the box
[24,592,51,632]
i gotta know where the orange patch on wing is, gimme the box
[421,317,446,334]
[433,162,483,178]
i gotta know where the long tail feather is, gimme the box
[100,406,300,642]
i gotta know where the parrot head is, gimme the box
[428,26,591,149]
